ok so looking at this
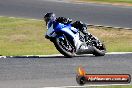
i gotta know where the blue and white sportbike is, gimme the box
[44,16,106,58]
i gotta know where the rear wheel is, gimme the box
[85,33,106,56]
[53,37,76,58]
[92,40,106,56]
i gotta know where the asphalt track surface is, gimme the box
[0,0,132,28]
[0,54,132,88]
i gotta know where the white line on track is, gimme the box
[43,84,130,88]
[17,52,132,57]
[0,52,132,58]
[106,52,132,54]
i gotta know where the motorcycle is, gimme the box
[45,21,106,58]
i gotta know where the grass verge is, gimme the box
[89,26,132,52]
[0,17,59,56]
[0,17,132,56]
[77,0,132,3]
[94,85,132,88]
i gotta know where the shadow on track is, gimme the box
[8,54,96,58]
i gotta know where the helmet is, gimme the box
[44,12,56,23]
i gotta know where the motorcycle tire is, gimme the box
[53,38,75,58]
[93,43,106,56]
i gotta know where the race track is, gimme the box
[0,0,132,28]
[0,54,132,88]
[0,0,132,88]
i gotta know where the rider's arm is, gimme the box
[56,17,72,25]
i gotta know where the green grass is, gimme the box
[0,17,132,56]
[77,0,132,4]
[89,27,132,52]
[0,17,59,56]
[94,85,132,88]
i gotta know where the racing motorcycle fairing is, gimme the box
[45,21,83,51]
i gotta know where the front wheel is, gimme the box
[53,37,76,58]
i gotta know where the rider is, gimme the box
[44,12,90,41]
[44,13,95,50]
